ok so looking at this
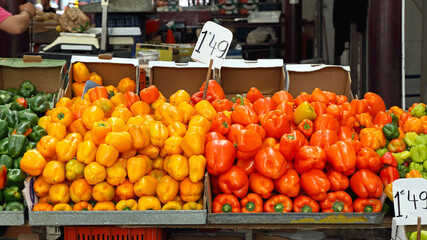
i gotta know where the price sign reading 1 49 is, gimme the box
[191,21,233,69]
[392,178,427,225]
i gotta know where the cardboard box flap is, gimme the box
[286,64,352,99]
[0,58,66,68]
[222,59,284,68]
[70,56,139,67]
[149,61,210,69]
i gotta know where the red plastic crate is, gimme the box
[64,226,163,240]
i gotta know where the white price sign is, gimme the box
[191,21,233,69]
[393,178,427,225]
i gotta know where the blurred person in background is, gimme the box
[42,0,56,13]
[0,2,36,35]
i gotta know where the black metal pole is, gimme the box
[285,0,302,63]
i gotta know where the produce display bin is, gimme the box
[0,211,25,226]
[64,227,163,240]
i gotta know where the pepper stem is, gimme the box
[222,203,232,213]
[301,205,312,213]
[333,201,344,212]
[364,205,373,212]
[245,202,255,212]
[274,203,284,212]
[303,122,310,130]
[123,207,132,211]
[57,113,65,120]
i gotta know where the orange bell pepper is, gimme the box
[212,194,241,213]
[127,155,147,183]
[33,175,52,197]
[152,157,164,170]
[72,82,85,97]
[156,175,179,204]
[56,97,74,109]
[110,92,127,106]
[92,181,115,202]
[134,175,157,197]
[50,107,73,128]
[195,100,217,121]
[180,177,203,202]
[33,202,53,211]
[124,91,140,109]
[89,86,109,102]
[43,160,65,184]
[69,119,87,137]
[116,199,138,210]
[93,201,116,211]
[120,148,137,159]
[82,106,105,129]
[249,172,274,199]
[73,201,93,211]
[92,121,112,145]
[128,125,150,149]
[359,127,386,150]
[350,169,383,198]
[21,149,47,176]
[70,179,92,202]
[170,90,190,106]
[138,196,162,210]
[116,180,136,200]
[300,169,330,201]
[140,85,160,104]
[138,144,159,159]
[48,183,70,203]
[188,155,206,183]
[149,169,167,182]
[188,115,211,133]
[77,140,97,164]
[89,72,103,85]
[164,136,183,155]
[149,122,169,147]
[111,106,132,123]
[364,92,386,118]
[117,77,136,93]
[355,113,374,129]
[403,117,424,134]
[65,159,85,181]
[167,121,186,137]
[36,135,58,159]
[92,98,114,117]
[56,139,78,162]
[72,62,90,83]
[319,190,354,213]
[178,102,196,124]
[96,143,119,167]
[166,154,189,181]
[53,203,73,211]
[104,131,132,153]
[130,101,150,116]
[181,132,205,158]
[160,105,184,126]
[406,169,422,178]
[106,162,126,186]
[46,122,67,140]
[274,168,300,198]
[106,117,126,132]
[264,194,292,213]
[84,162,106,185]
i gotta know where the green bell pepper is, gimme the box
[376,147,389,157]
[8,134,28,158]
[46,92,58,102]
[12,122,32,136]
[29,95,49,115]
[25,141,37,151]
[0,138,9,155]
[389,112,399,125]
[4,201,24,211]
[6,169,26,188]
[3,186,23,202]
[421,171,427,180]
[409,144,427,163]
[0,90,12,105]
[397,164,410,178]
[0,109,19,128]
[28,125,47,142]
[414,134,427,146]
[409,162,424,173]
[411,104,427,118]
[19,81,36,98]
[6,88,20,97]
[0,119,8,140]
[12,157,21,169]
[404,132,419,149]
[10,99,26,111]
[382,123,400,140]
[0,155,13,169]
[17,110,38,127]
[409,230,427,240]
[392,150,411,164]
[423,160,427,170]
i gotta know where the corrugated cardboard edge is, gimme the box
[148,61,211,69]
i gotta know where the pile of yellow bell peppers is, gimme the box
[24,83,210,211]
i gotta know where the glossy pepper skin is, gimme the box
[231,95,258,126]
[249,172,274,199]
[259,110,291,138]
[274,168,300,198]
[326,141,357,175]
[236,129,262,160]
[254,147,287,179]
[380,152,398,168]
[206,139,235,176]
[218,166,249,199]
[326,170,349,191]
[138,196,162,210]
[300,169,330,201]
[279,130,307,162]
[356,147,382,174]
[310,129,339,151]
[33,203,54,211]
[212,99,233,112]
[294,146,326,174]
[253,97,276,115]
[73,201,93,211]
[353,198,382,212]
[293,195,320,212]
[180,177,203,202]
[70,179,92,203]
[210,112,231,135]
[213,194,241,213]
[183,201,203,210]
[199,80,226,100]
[181,132,205,158]
[20,149,46,176]
[156,175,179,204]
[350,169,383,198]
[246,87,264,103]
[189,155,206,183]
[240,193,263,213]
[8,134,28,158]
[388,139,406,153]
[264,194,292,213]
[116,199,138,210]
[298,119,314,139]
[319,191,353,213]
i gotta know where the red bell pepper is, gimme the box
[323,91,337,104]
[279,130,307,161]
[336,95,348,105]
[373,111,392,129]
[206,132,226,143]
[124,91,140,109]
[259,110,292,138]
[227,124,244,144]
[341,102,356,116]
[326,169,349,191]
[326,140,357,175]
[199,80,226,100]
[294,146,327,174]
[89,86,109,102]
[230,95,258,126]
[139,85,160,104]
[274,168,300,198]
[236,159,256,175]
[211,112,231,135]
[191,91,214,104]
[240,193,263,213]
[275,101,294,122]
[310,101,327,116]
[272,90,293,105]
[351,99,369,115]
[236,129,262,160]
[246,87,264,103]
[311,88,329,105]
[355,113,374,129]
[338,126,359,141]
[0,165,6,189]
[293,195,320,212]
[356,147,382,174]
[294,92,312,106]
[364,92,386,118]
[353,198,382,213]
[246,124,266,141]
[340,110,357,129]
[206,139,236,176]
[218,166,249,199]
[212,194,241,213]
[297,119,314,139]
[300,169,331,201]
[326,104,343,120]
[264,194,293,213]
[387,139,406,153]
[254,147,287,179]
[253,97,277,115]
[310,129,339,151]
[249,172,274,199]
[350,169,383,198]
[319,191,353,213]
[380,166,399,186]
[212,99,233,112]
[380,152,397,168]
[314,114,340,133]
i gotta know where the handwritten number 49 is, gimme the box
[394,190,427,218]
[195,31,230,59]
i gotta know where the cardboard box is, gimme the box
[285,64,353,100]
[149,61,210,98]
[65,55,139,98]
[218,59,285,100]
[171,232,245,240]
[0,56,66,99]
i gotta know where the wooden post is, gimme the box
[202,59,214,99]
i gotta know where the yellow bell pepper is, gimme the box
[84,162,106,185]
[48,183,70,204]
[43,161,65,184]
[166,154,189,181]
[56,139,78,162]
[92,121,112,145]
[46,122,67,140]
[178,102,196,124]
[152,157,164,170]
[95,143,119,167]
[162,201,183,210]
[154,103,169,121]
[104,131,133,153]
[84,130,93,141]
[160,105,184,126]
[51,107,73,128]
[70,178,92,202]
[127,156,147,183]
[384,183,393,202]
[138,144,159,159]
[106,162,127,186]
[116,199,138,210]
[77,140,97,164]
[167,121,187,137]
[180,177,203,202]
[138,196,161,210]
[156,175,179,204]
[111,106,132,123]
[141,114,156,128]
[170,90,191,106]
[56,97,73,109]
[116,180,135,200]
[223,110,231,118]
[94,201,116,211]
[388,106,405,118]
[82,106,105,129]
[144,156,153,174]
[20,149,46,176]
[106,117,126,132]
[38,116,51,130]
[134,175,157,197]
[130,101,151,116]
[186,126,206,141]
[33,175,51,198]
[181,132,205,157]
[188,115,211,133]
[293,101,318,125]
[126,116,145,127]
[183,201,203,210]
[110,92,127,106]
[73,201,94,211]
[149,121,169,147]
[128,125,150,149]
[189,155,206,183]
[65,159,85,181]
[195,100,217,121]
[64,133,83,147]
[173,195,185,206]
[164,136,183,155]
[149,169,167,182]
[53,203,73,211]
[120,148,137,159]
[406,169,422,178]
[159,148,168,158]
[150,97,166,113]
[92,181,115,202]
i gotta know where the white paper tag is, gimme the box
[191,21,233,69]
[393,178,427,225]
